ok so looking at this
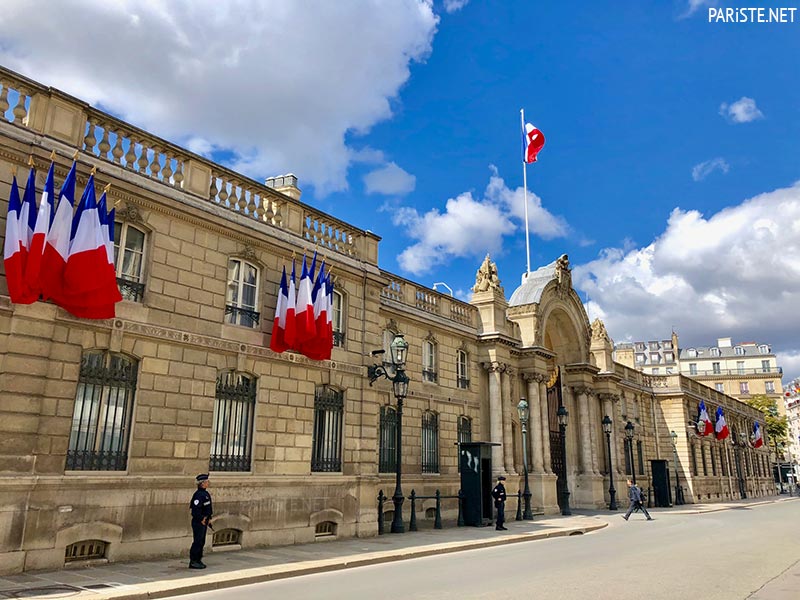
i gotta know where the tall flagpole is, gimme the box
[520,108,531,275]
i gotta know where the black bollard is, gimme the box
[409,490,418,532]
[434,490,442,530]
[378,490,385,535]
[457,489,465,527]
[515,489,523,521]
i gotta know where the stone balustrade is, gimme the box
[380,274,476,328]
[0,65,377,263]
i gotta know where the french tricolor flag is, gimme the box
[698,401,713,436]
[294,253,317,344]
[24,161,56,298]
[3,171,27,303]
[522,122,546,164]
[39,161,76,303]
[58,175,121,319]
[752,422,763,448]
[269,266,292,353]
[714,406,729,441]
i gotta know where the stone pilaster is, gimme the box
[524,373,545,474]
[484,361,505,476]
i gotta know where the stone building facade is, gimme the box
[0,67,774,574]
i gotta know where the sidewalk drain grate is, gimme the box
[0,584,86,598]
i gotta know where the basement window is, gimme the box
[212,529,242,547]
[65,540,107,563]
[315,521,337,538]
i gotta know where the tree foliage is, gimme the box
[744,395,788,444]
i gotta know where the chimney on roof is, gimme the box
[265,173,301,201]
[718,337,732,348]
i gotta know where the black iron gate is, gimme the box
[547,367,566,511]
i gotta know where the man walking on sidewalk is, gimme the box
[492,475,508,530]
[622,479,652,521]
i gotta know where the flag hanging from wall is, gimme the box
[714,406,729,440]
[752,422,763,448]
[697,401,713,436]
[3,171,26,303]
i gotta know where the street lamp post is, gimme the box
[557,405,572,516]
[368,333,410,534]
[517,398,533,520]
[601,415,617,510]
[625,420,636,485]
[670,430,682,505]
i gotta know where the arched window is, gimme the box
[66,351,137,471]
[211,371,256,472]
[225,258,260,328]
[332,290,345,348]
[456,350,469,389]
[379,405,397,473]
[457,416,472,443]
[311,386,344,472]
[114,222,146,301]
[422,340,438,383]
[422,411,439,473]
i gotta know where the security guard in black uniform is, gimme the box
[491,475,508,530]
[189,473,213,569]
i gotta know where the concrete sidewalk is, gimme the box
[0,495,794,600]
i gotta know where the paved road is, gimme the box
[180,501,800,600]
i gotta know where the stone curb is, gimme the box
[95,522,607,600]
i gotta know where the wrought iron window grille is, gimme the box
[457,376,470,389]
[225,304,261,328]
[311,386,344,472]
[116,277,145,302]
[210,372,255,472]
[333,330,345,348]
[422,369,438,383]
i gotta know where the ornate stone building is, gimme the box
[0,67,773,574]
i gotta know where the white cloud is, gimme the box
[778,351,800,387]
[692,157,730,181]
[573,180,800,382]
[363,162,416,196]
[719,97,764,123]
[443,0,470,13]
[679,0,715,19]
[394,168,568,275]
[0,0,438,196]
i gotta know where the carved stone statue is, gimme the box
[591,318,611,343]
[473,254,504,294]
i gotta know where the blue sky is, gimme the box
[2,0,799,382]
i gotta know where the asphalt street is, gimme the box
[179,500,800,600]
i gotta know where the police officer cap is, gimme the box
[497,476,506,480]
[196,473,209,482]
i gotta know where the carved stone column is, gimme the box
[574,386,593,474]
[501,366,517,475]
[524,373,545,473]
[484,362,505,476]
[587,389,601,474]
[538,378,553,474]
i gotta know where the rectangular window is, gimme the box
[689,363,698,375]
[311,386,344,472]
[664,352,674,362]
[210,371,255,472]
[67,352,137,471]
[715,383,724,392]
[740,381,750,394]
[690,444,697,475]
[456,350,469,389]
[650,352,660,363]
[378,405,397,474]
[457,416,472,473]
[635,342,646,351]
[332,291,345,348]
[663,341,673,350]
[761,360,770,373]
[422,341,438,383]
[710,347,720,357]
[648,342,659,351]
[737,361,745,374]
[712,362,721,374]
[765,381,775,393]
[624,439,632,475]
[721,447,728,476]
[637,440,645,475]
[710,447,717,476]
[113,222,146,302]
[225,259,260,328]
[422,412,439,473]
[635,354,646,364]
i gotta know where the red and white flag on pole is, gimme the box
[39,161,77,303]
[697,401,713,436]
[522,122,546,164]
[714,406,729,441]
[24,161,56,299]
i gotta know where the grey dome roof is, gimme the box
[508,259,559,307]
